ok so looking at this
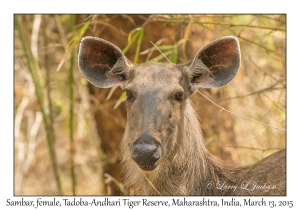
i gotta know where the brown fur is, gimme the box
[118,63,286,195]
[78,36,286,196]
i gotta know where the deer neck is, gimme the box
[122,100,240,195]
[160,100,240,195]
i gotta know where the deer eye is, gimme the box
[192,73,206,83]
[118,75,126,81]
[175,91,184,101]
[124,89,133,101]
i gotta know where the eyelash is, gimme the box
[124,89,133,101]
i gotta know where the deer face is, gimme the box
[78,36,240,172]
[122,63,187,171]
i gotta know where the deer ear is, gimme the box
[183,36,240,89]
[78,36,131,88]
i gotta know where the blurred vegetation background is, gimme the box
[14,14,286,195]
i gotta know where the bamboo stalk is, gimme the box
[15,15,64,195]
[69,14,77,196]
[43,15,55,144]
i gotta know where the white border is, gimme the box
[2,0,298,209]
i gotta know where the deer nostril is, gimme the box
[131,143,161,171]
[132,144,160,161]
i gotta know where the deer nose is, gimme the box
[131,134,162,171]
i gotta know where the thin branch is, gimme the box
[193,21,285,32]
[155,15,285,31]
[54,15,68,51]
[141,38,168,61]
[225,27,284,57]
[150,41,172,64]
[104,173,127,195]
[227,145,284,151]
[141,172,162,196]
[247,54,285,85]
[215,83,285,103]
[92,20,127,36]
[197,90,286,132]
[239,36,284,57]
[260,15,286,24]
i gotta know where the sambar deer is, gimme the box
[78,36,286,195]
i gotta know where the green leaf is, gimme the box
[57,19,91,72]
[149,50,173,62]
[122,30,139,54]
[134,28,144,63]
[168,48,178,63]
[156,45,175,50]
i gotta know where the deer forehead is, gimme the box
[127,63,183,90]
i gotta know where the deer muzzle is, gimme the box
[131,134,162,171]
